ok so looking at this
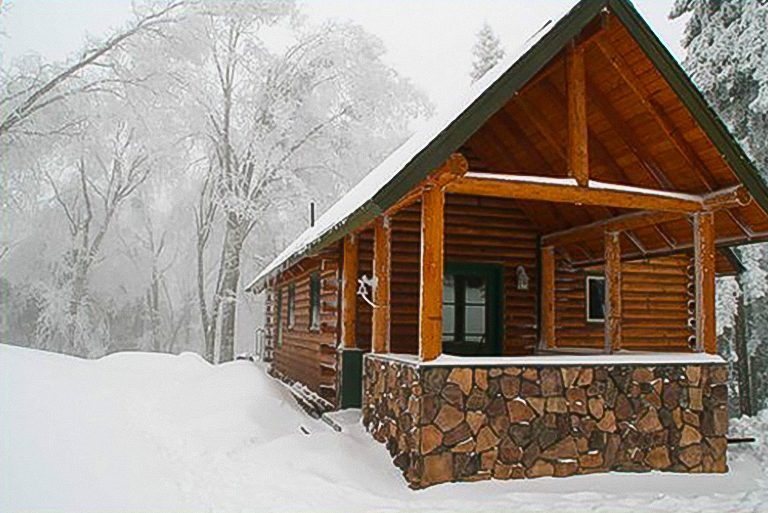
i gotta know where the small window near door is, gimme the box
[287,283,296,329]
[309,272,321,330]
[276,288,284,346]
[586,275,606,323]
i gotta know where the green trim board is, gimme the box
[338,347,364,408]
[248,0,768,292]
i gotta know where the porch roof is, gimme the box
[247,0,768,292]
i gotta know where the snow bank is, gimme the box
[2,344,767,513]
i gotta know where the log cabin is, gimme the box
[246,0,768,487]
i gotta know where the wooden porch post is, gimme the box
[567,42,589,187]
[604,231,622,353]
[540,245,556,349]
[694,212,716,353]
[372,216,391,353]
[419,185,444,361]
[340,234,358,349]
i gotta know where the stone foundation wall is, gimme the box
[362,354,728,488]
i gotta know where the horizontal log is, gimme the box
[542,186,753,247]
[447,172,704,212]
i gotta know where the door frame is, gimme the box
[443,261,505,356]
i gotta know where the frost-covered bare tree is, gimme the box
[0,1,185,142]
[35,122,154,355]
[182,1,430,362]
[0,0,429,361]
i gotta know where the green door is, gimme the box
[442,262,504,356]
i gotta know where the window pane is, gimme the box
[442,304,455,340]
[465,304,485,337]
[465,276,486,304]
[443,274,455,303]
[310,274,320,329]
[588,277,605,320]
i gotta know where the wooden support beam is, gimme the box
[340,234,358,349]
[702,185,751,210]
[567,43,589,187]
[572,229,768,269]
[604,231,622,353]
[543,210,680,247]
[372,216,391,353]
[447,172,703,213]
[540,245,556,349]
[541,185,751,248]
[419,185,444,361]
[694,212,716,354]
[382,153,468,218]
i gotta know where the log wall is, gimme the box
[555,254,694,351]
[368,193,540,355]
[269,250,340,405]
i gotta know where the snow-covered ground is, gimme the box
[1,344,766,513]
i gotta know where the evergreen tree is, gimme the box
[470,22,506,83]
[671,0,768,414]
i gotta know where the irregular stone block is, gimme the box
[447,368,473,396]
[476,426,501,453]
[507,398,536,423]
[420,424,443,455]
[422,452,454,486]
[645,446,671,469]
[435,404,464,432]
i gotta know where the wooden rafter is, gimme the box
[542,210,680,247]
[585,72,753,242]
[567,42,589,187]
[447,172,704,213]
[513,80,658,251]
[593,36,721,191]
[571,229,768,268]
[541,185,749,247]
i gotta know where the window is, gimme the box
[440,263,504,358]
[442,273,487,343]
[287,283,296,329]
[309,272,321,330]
[586,275,606,323]
[276,288,284,346]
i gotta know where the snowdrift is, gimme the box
[1,343,766,513]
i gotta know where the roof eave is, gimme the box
[249,0,610,291]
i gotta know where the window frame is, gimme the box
[275,287,284,346]
[287,283,296,330]
[309,272,321,331]
[440,262,504,356]
[585,274,606,323]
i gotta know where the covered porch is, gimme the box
[344,153,735,486]
[335,5,757,485]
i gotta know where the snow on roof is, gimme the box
[248,1,582,291]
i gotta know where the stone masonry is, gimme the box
[362,354,728,488]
